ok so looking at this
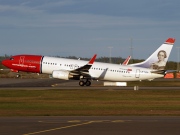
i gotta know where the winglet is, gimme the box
[122,56,131,65]
[89,54,97,64]
[71,54,97,73]
[165,38,175,45]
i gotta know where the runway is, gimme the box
[1,78,180,90]
[0,116,180,135]
[0,78,180,135]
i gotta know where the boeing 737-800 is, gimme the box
[2,38,175,86]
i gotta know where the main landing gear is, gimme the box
[79,79,91,86]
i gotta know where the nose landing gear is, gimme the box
[16,74,21,78]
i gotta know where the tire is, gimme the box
[79,81,85,86]
[16,74,20,78]
[85,81,91,86]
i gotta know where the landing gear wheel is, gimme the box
[16,74,21,78]
[85,81,91,86]
[79,81,85,86]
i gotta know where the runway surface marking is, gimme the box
[23,120,127,135]
[24,121,93,135]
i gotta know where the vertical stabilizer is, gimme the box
[129,38,175,70]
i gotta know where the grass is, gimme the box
[0,89,180,116]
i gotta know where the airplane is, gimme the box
[1,38,175,86]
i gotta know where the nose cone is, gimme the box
[1,59,8,67]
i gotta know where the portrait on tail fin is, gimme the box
[150,50,167,70]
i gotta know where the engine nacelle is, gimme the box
[52,70,70,80]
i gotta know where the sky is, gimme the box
[0,0,180,61]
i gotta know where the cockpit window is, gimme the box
[9,57,14,60]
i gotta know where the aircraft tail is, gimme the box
[129,38,175,70]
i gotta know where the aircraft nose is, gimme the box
[1,59,8,66]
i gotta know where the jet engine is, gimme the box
[52,70,70,80]
[52,70,79,80]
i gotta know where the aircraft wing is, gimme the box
[70,54,97,77]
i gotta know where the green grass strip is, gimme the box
[0,89,180,116]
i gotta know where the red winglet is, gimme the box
[165,38,175,44]
[122,56,131,65]
[89,54,97,64]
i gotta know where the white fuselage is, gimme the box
[41,56,163,81]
